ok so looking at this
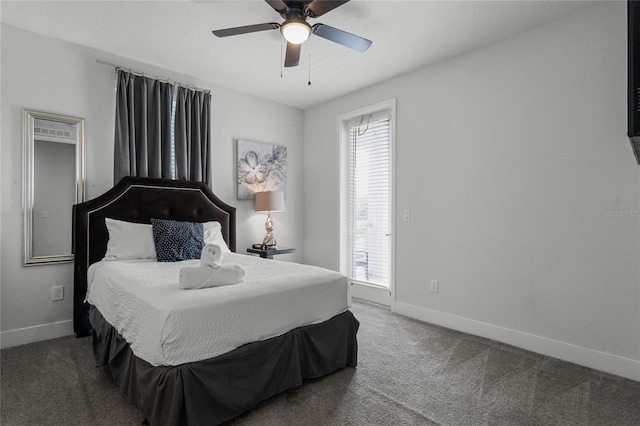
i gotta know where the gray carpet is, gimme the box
[2,300,639,425]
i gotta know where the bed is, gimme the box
[72,177,359,425]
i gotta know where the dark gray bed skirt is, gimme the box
[89,306,359,426]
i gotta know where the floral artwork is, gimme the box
[237,139,287,200]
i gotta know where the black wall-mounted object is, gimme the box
[628,1,640,163]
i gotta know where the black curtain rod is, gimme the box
[96,59,211,94]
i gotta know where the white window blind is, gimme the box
[348,112,391,287]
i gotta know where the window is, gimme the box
[170,94,177,179]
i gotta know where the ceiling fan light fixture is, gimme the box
[281,18,311,44]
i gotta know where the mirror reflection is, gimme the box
[23,110,85,265]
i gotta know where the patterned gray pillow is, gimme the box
[150,219,204,262]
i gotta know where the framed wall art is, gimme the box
[237,139,287,200]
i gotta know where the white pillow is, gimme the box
[203,221,231,253]
[103,218,157,261]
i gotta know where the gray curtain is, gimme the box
[113,69,174,184]
[174,87,211,186]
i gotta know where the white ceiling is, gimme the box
[1,0,596,110]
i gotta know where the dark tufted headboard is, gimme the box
[72,177,236,337]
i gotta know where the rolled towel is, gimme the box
[179,265,212,289]
[179,264,245,289]
[200,243,223,268]
[211,264,245,286]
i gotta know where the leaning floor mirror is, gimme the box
[23,109,85,265]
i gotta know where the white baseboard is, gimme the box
[0,320,74,349]
[393,302,640,382]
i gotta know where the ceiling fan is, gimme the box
[212,0,372,68]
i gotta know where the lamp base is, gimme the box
[262,233,277,248]
[262,213,277,247]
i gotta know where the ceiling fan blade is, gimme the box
[284,42,301,67]
[307,0,350,18]
[265,0,289,13]
[212,23,279,38]
[312,23,372,52]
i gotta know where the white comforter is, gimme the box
[86,253,350,366]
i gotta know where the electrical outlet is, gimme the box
[51,286,64,301]
[430,279,439,293]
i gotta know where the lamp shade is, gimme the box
[280,18,311,44]
[255,191,284,212]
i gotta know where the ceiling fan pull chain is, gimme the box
[280,39,283,78]
[308,53,311,86]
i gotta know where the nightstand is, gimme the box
[246,246,296,259]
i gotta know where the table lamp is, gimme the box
[255,191,284,248]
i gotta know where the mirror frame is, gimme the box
[23,109,85,266]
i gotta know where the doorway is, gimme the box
[339,99,396,306]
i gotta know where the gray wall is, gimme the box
[303,2,640,380]
[1,24,304,346]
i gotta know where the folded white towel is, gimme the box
[179,264,245,289]
[200,243,222,268]
[178,244,245,289]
